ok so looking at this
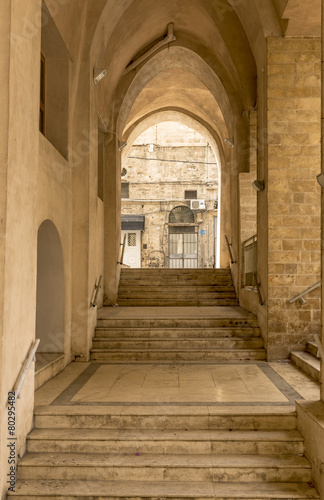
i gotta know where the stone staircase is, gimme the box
[11,406,319,499]
[91,268,264,362]
[116,268,239,306]
[10,269,319,499]
[90,313,266,362]
[291,341,320,383]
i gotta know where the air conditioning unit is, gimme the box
[190,199,206,210]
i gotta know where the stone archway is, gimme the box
[36,220,65,354]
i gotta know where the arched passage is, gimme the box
[36,220,65,353]
[122,111,229,267]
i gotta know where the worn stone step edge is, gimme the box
[33,416,298,431]
[8,480,320,499]
[290,352,320,383]
[96,319,258,327]
[27,428,303,442]
[91,341,264,350]
[94,328,262,338]
[18,454,312,483]
[117,292,236,295]
[19,452,311,469]
[118,286,236,291]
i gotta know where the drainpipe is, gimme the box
[122,23,176,77]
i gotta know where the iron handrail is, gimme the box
[12,339,40,400]
[254,272,265,306]
[314,334,324,359]
[90,275,102,307]
[118,233,127,265]
[225,234,236,264]
[288,281,321,305]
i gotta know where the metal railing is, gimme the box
[254,272,265,306]
[225,234,236,264]
[242,234,257,287]
[11,339,40,401]
[288,281,321,305]
[314,334,324,359]
[118,233,127,265]
[90,275,102,307]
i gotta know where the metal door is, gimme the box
[169,232,198,268]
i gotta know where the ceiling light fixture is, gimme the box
[118,141,127,152]
[224,138,234,148]
[93,68,107,84]
[316,172,324,188]
[252,180,265,192]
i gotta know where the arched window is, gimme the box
[169,206,195,224]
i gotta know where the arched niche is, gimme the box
[36,220,65,353]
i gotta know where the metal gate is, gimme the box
[169,232,198,268]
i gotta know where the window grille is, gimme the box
[169,206,195,224]
[185,190,197,199]
[128,233,136,246]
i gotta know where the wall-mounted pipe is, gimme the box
[122,23,176,77]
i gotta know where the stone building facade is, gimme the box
[121,123,219,268]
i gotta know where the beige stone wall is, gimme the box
[122,129,219,268]
[239,111,258,245]
[267,37,321,359]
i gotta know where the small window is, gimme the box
[128,233,136,246]
[185,190,197,199]
[121,182,129,199]
[40,53,46,134]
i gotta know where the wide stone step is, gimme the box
[290,351,320,383]
[117,291,237,299]
[94,327,262,338]
[90,347,266,361]
[119,279,234,286]
[118,285,236,293]
[9,479,319,499]
[27,429,304,455]
[120,269,232,277]
[116,299,239,306]
[18,453,312,483]
[97,317,258,328]
[91,338,264,350]
[33,406,298,430]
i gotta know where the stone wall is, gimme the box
[122,125,219,268]
[267,37,321,359]
[239,111,258,245]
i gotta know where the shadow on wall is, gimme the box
[36,219,65,353]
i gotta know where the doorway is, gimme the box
[121,229,142,268]
[169,228,198,268]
